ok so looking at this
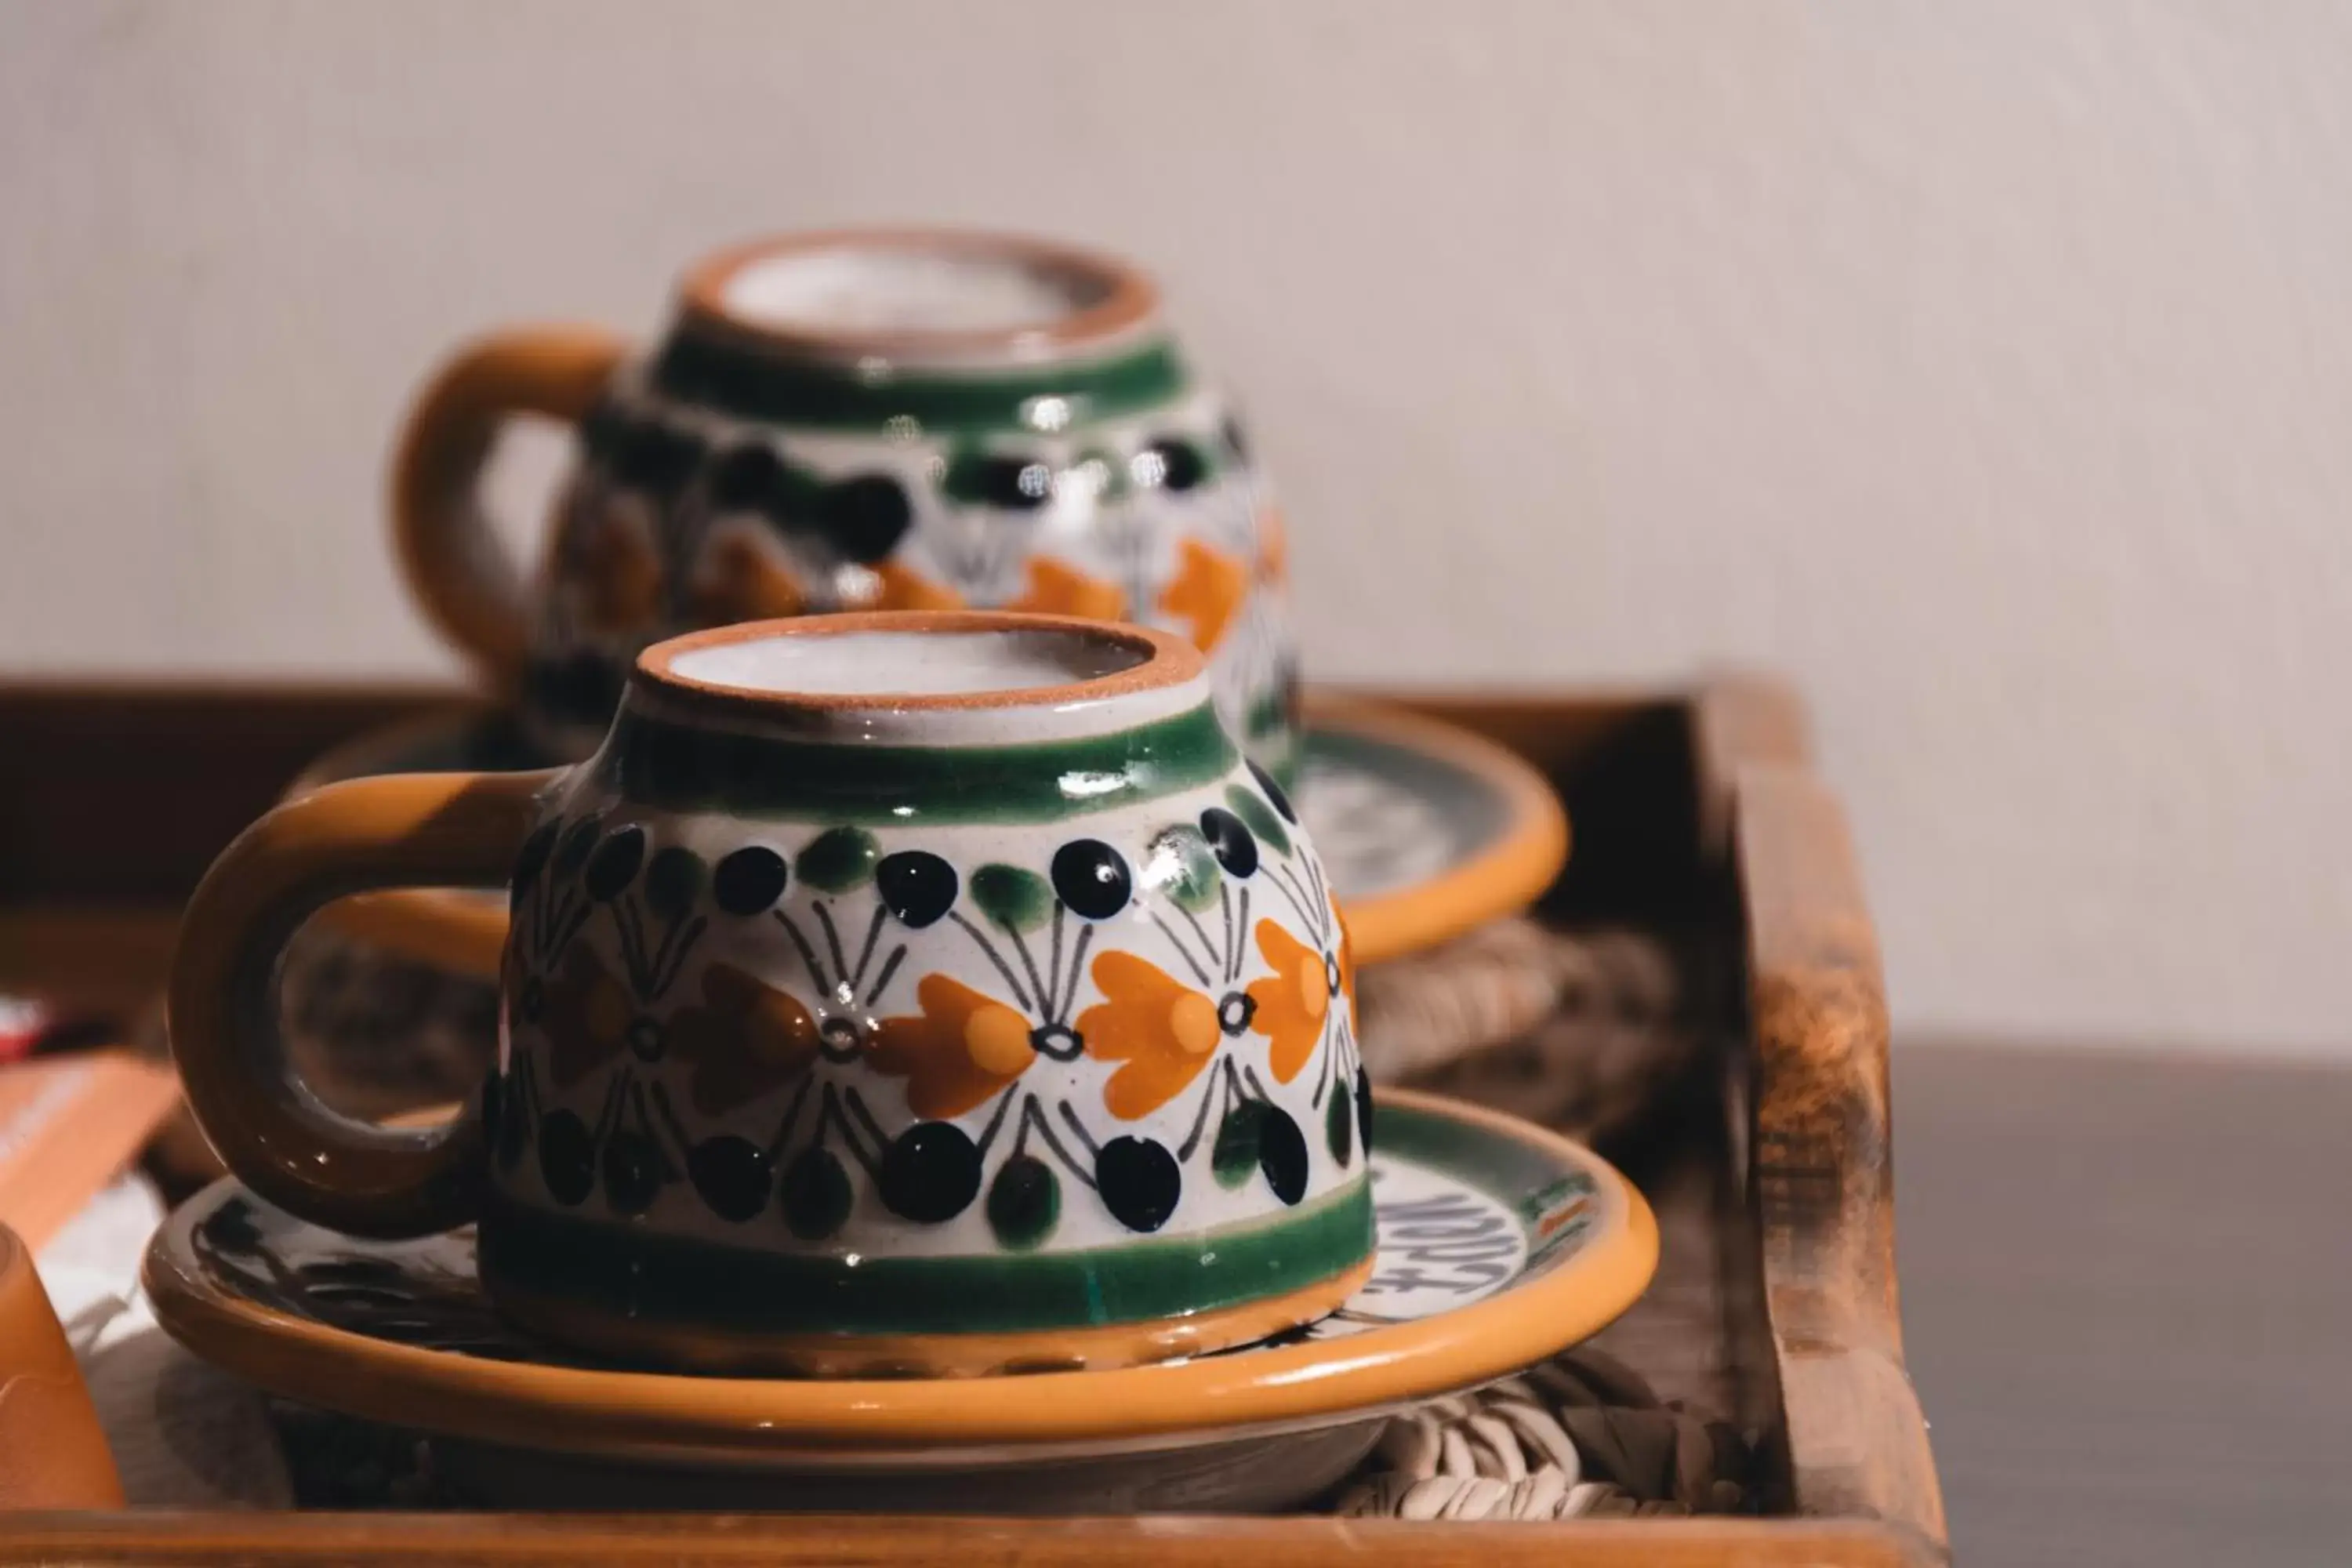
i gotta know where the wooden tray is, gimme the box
[0,676,1947,1566]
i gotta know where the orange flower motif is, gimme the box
[569,509,665,634]
[1157,537,1249,652]
[1246,919,1334,1083]
[664,962,822,1116]
[1256,504,1290,587]
[1078,951,1222,1120]
[1007,557,1126,622]
[869,974,1038,1120]
[866,560,966,612]
[689,529,806,626]
[855,556,1125,624]
[537,946,636,1089]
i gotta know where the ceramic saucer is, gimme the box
[144,1090,1653,1514]
[293,695,1567,975]
[1294,696,1566,964]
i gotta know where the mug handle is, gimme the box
[390,327,630,688]
[169,769,557,1240]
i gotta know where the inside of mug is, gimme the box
[664,625,1147,699]
[717,245,1113,336]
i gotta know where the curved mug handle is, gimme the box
[168,771,556,1239]
[390,327,630,688]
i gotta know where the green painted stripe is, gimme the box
[593,701,1237,823]
[649,331,1192,434]
[477,1177,1374,1336]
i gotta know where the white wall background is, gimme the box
[4,1,2348,1057]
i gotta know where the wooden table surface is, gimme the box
[1894,1041,2352,1568]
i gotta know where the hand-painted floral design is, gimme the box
[513,372,1298,784]
[498,795,1358,1246]
[855,554,1127,624]
[1248,918,1334,1084]
[1077,950,1221,1119]
[1157,537,1249,653]
[862,848,1145,1238]
[1011,557,1127,622]
[867,558,964,612]
[869,973,1040,1120]
[567,508,666,636]
[664,962,821,1116]
[686,527,807,626]
[494,815,727,1215]
[1246,840,1356,1087]
[539,945,638,1090]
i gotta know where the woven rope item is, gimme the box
[1329,1347,1751,1520]
[1333,923,1753,1520]
[1352,917,1567,1078]
[1366,923,1699,1146]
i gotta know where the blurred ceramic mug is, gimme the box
[169,612,1372,1376]
[393,228,1301,781]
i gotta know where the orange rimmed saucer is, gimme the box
[143,1090,1652,1513]
[1294,695,1568,965]
[292,695,1567,978]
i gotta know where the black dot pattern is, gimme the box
[816,474,913,563]
[510,821,560,901]
[688,1136,771,1223]
[1097,1136,1181,1232]
[551,816,601,880]
[711,846,788,916]
[876,850,959,927]
[1142,438,1207,492]
[537,1110,595,1206]
[642,845,705,920]
[1198,807,1259,878]
[780,1148,851,1240]
[1247,758,1298,824]
[1258,1106,1308,1204]
[601,1132,662,1215]
[583,825,646,901]
[879,1123,982,1223]
[1051,840,1132,920]
[706,442,786,514]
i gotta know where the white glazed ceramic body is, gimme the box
[485,231,1298,781]
[483,614,1367,1374]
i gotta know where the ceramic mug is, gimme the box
[169,613,1372,1376]
[394,228,1299,780]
